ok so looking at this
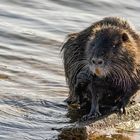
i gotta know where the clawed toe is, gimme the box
[81,114,94,121]
[112,105,126,114]
[116,99,127,114]
[118,107,126,114]
[117,102,126,114]
[81,112,101,121]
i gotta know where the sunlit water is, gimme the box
[0,0,140,140]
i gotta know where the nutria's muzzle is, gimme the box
[92,58,104,66]
[90,57,105,77]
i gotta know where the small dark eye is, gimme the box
[112,45,117,54]
[113,45,116,48]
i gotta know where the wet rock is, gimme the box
[58,103,140,140]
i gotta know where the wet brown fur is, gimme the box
[61,17,140,119]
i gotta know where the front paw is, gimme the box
[81,111,101,121]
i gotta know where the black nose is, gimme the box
[92,58,104,65]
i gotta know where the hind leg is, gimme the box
[115,91,133,114]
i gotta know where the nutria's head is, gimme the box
[86,27,139,90]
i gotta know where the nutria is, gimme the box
[61,17,140,120]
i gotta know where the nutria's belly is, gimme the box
[92,76,122,106]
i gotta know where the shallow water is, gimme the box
[0,0,140,140]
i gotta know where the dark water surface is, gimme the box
[0,0,140,140]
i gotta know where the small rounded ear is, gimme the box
[122,32,129,42]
